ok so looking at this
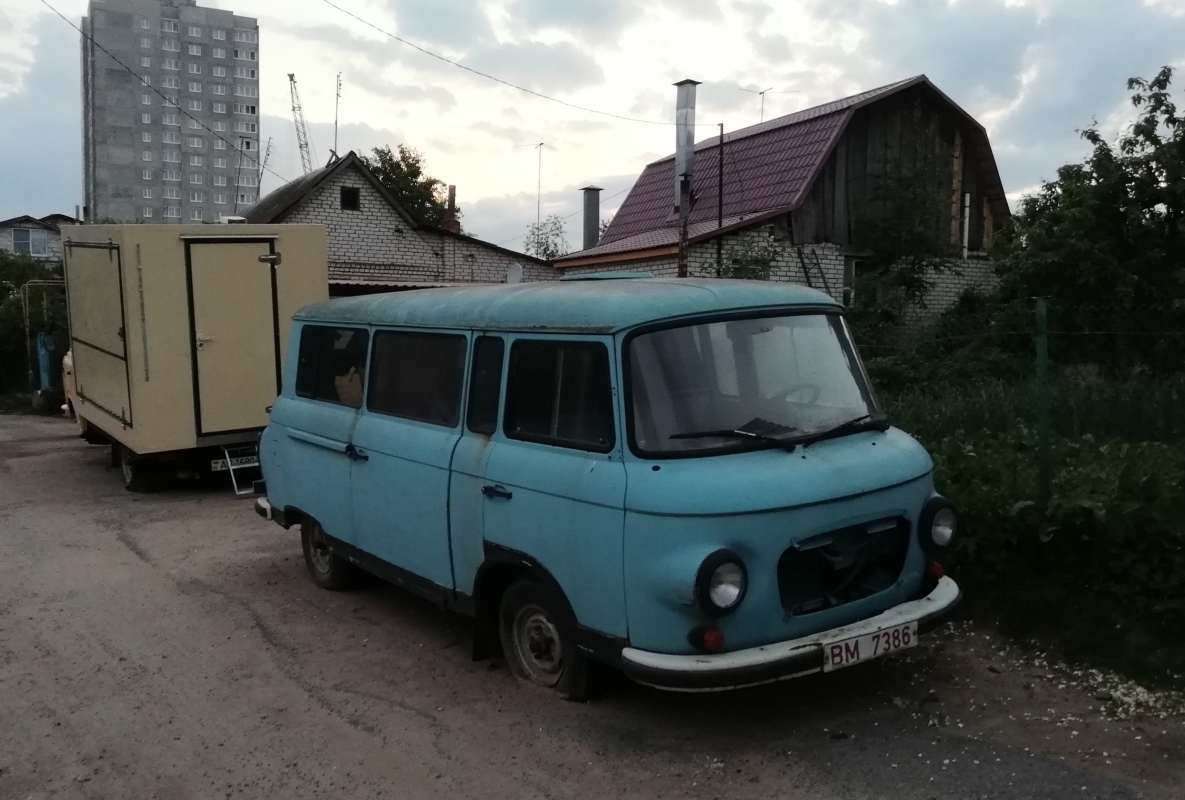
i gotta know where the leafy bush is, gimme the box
[0,252,67,393]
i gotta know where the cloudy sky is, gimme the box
[2,0,1184,251]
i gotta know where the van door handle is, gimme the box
[481,484,512,500]
[345,444,368,462]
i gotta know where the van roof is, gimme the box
[295,278,839,334]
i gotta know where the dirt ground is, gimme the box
[1,415,1181,800]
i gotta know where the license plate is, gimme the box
[210,456,258,472]
[822,621,918,672]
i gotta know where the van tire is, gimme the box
[118,445,154,493]
[498,579,590,702]
[300,518,357,591]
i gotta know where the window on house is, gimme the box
[368,332,467,427]
[233,85,258,98]
[233,103,256,115]
[141,93,152,105]
[214,175,227,186]
[212,29,226,41]
[190,155,203,166]
[233,121,257,133]
[142,112,152,124]
[188,44,201,56]
[188,136,203,148]
[212,84,227,95]
[504,340,615,452]
[140,56,151,67]
[164,206,181,218]
[467,336,505,435]
[188,63,201,74]
[140,19,150,29]
[143,188,153,199]
[141,36,151,48]
[190,191,204,203]
[190,174,203,185]
[214,139,227,150]
[234,31,258,43]
[214,193,227,205]
[163,170,181,182]
[161,19,179,33]
[163,150,180,161]
[141,75,151,86]
[142,168,152,180]
[212,66,227,77]
[295,326,370,408]
[188,81,201,93]
[164,95,178,107]
[212,47,226,59]
[189,100,201,111]
[162,75,179,88]
[187,26,202,37]
[12,229,48,256]
[233,49,256,61]
[141,132,152,143]
[142,150,153,161]
[163,131,180,144]
[163,113,179,125]
[142,207,153,218]
[213,158,227,170]
[162,58,179,70]
[188,118,200,129]
[164,187,180,199]
[213,102,226,114]
[340,186,360,211]
[162,40,179,52]
[236,175,258,188]
[237,192,256,204]
[234,67,256,80]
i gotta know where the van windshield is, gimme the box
[628,313,881,455]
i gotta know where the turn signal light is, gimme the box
[926,561,946,582]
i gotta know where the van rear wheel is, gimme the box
[300,519,357,590]
[498,579,590,701]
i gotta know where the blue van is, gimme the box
[255,277,960,698]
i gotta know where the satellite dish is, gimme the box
[506,263,523,284]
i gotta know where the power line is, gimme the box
[41,0,294,195]
[495,185,632,246]
[318,0,716,128]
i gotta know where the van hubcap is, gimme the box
[512,605,563,686]
[308,525,332,574]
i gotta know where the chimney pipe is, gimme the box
[673,79,701,211]
[581,186,602,249]
[442,184,461,233]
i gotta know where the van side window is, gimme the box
[368,331,467,427]
[294,325,369,409]
[467,336,504,435]
[504,340,615,452]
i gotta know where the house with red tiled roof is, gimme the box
[556,76,1009,309]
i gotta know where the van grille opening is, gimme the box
[777,518,910,616]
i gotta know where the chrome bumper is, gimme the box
[621,576,961,692]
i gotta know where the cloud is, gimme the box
[259,116,407,193]
[507,0,642,43]
[462,41,604,94]
[345,73,457,112]
[0,15,80,219]
[470,121,535,144]
[386,0,493,48]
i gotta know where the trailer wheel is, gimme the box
[118,445,154,493]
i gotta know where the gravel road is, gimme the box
[1,415,1180,799]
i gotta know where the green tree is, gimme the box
[523,215,570,260]
[995,66,1185,306]
[715,235,780,280]
[361,145,454,228]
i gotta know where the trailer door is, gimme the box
[65,240,133,427]
[186,239,281,436]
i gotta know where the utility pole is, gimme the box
[716,122,724,274]
[514,142,556,255]
[333,72,342,158]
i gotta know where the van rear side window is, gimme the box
[467,336,504,435]
[504,340,615,452]
[368,331,467,427]
[295,325,369,408]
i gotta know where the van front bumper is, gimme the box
[620,576,961,692]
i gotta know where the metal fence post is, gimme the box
[1035,297,1051,514]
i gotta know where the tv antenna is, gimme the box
[333,72,342,157]
[514,141,557,252]
[739,87,800,123]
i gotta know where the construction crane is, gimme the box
[288,73,313,175]
[259,136,273,183]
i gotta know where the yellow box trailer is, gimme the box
[63,224,327,491]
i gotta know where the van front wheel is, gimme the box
[118,445,154,493]
[300,519,357,591]
[498,580,590,701]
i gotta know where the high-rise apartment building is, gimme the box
[81,0,260,223]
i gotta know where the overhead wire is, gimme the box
[40,0,295,191]
[317,0,718,128]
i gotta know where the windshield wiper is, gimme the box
[670,424,800,452]
[795,413,889,448]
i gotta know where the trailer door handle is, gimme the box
[481,484,512,500]
[345,444,368,462]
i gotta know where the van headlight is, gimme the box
[696,550,747,616]
[919,497,957,550]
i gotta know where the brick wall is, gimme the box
[282,166,556,285]
[0,226,65,265]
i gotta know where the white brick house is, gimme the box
[245,152,555,294]
[0,215,72,266]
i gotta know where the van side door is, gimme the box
[267,323,369,546]
[349,329,469,591]
[480,335,628,639]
